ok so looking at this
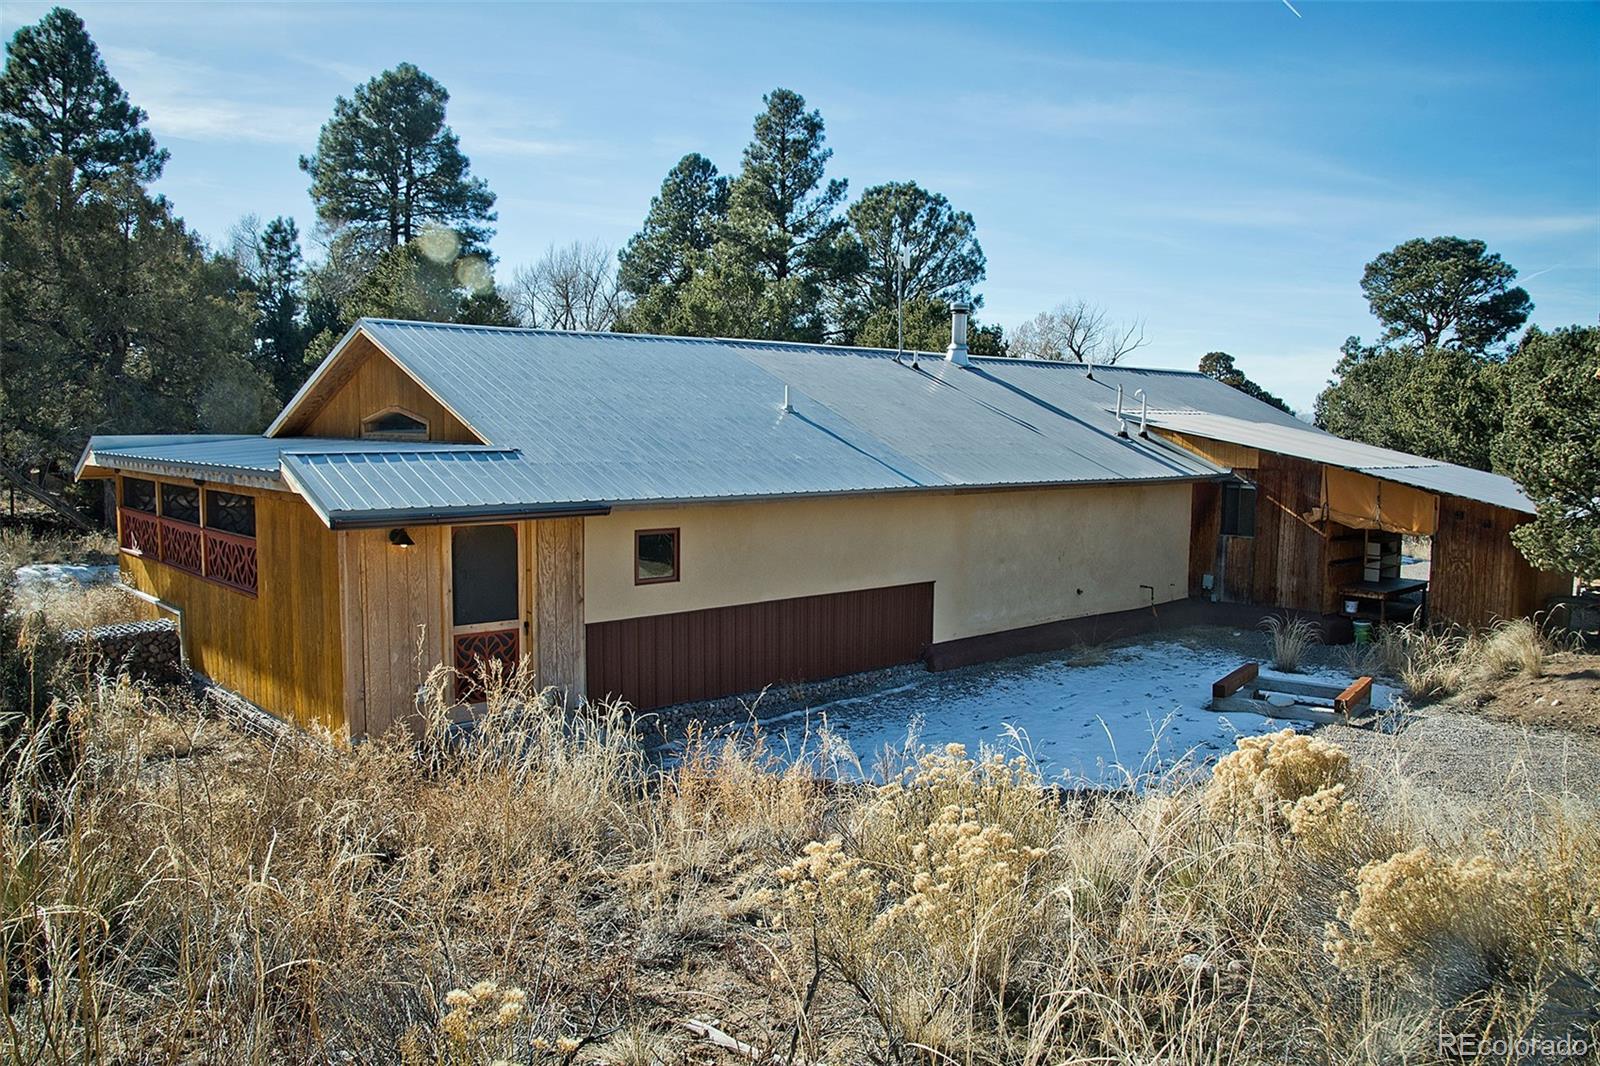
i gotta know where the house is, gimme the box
[75,309,1566,737]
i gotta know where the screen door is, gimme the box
[450,524,521,701]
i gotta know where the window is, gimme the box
[361,408,429,441]
[1221,482,1256,538]
[159,482,200,524]
[122,476,156,514]
[635,528,679,584]
[452,524,519,626]
[205,489,256,537]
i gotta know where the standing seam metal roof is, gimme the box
[91,318,1524,524]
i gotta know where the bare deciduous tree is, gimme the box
[1007,299,1148,364]
[506,240,627,331]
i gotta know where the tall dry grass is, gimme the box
[1360,618,1570,700]
[1260,614,1321,672]
[4,560,1597,1063]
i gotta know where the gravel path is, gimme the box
[1327,704,1600,810]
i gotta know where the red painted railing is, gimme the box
[118,506,258,596]
[119,507,159,555]
[161,518,203,575]
[204,527,258,594]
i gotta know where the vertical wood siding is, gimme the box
[533,518,586,699]
[1431,495,1569,628]
[338,525,450,736]
[120,487,343,732]
[1187,482,1222,597]
[586,582,934,711]
[287,333,480,442]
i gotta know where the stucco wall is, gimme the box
[584,482,1192,644]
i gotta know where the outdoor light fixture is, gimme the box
[388,528,415,548]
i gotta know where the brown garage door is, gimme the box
[586,582,934,711]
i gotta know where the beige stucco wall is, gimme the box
[583,482,1192,644]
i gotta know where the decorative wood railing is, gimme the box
[453,627,520,703]
[118,506,258,596]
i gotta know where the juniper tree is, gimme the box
[1494,326,1600,578]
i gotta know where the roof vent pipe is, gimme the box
[1114,385,1128,437]
[945,301,970,366]
[1134,388,1148,437]
[781,385,793,413]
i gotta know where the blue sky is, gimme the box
[8,1,1597,411]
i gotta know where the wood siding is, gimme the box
[281,331,481,442]
[530,517,586,700]
[586,582,935,711]
[338,524,451,737]
[1251,455,1328,613]
[1187,482,1221,597]
[1430,495,1569,628]
[120,485,343,731]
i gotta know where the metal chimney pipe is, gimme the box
[945,301,971,366]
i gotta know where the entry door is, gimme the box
[450,524,522,701]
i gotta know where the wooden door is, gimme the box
[450,523,523,701]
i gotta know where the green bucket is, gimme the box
[1353,620,1374,645]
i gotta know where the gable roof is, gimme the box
[82,317,1534,526]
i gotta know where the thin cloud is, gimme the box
[104,45,321,146]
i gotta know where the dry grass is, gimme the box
[1259,614,1321,672]
[5,555,1599,1063]
[1370,618,1570,700]
[0,526,117,567]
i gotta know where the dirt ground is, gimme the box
[1327,651,1600,807]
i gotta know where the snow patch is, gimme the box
[754,640,1394,789]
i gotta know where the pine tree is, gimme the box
[1198,351,1292,413]
[0,6,167,182]
[299,63,496,252]
[235,216,311,402]
[615,153,727,333]
[836,181,984,343]
[681,88,846,341]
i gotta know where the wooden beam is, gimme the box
[1254,675,1347,699]
[1208,694,1344,726]
[1335,676,1373,717]
[1212,662,1259,699]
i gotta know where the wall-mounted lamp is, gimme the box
[388,528,415,548]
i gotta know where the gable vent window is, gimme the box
[1221,482,1257,538]
[362,409,429,441]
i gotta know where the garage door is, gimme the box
[585,582,934,711]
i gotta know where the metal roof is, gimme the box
[80,434,508,477]
[321,319,1220,506]
[1144,411,1534,513]
[85,318,1531,525]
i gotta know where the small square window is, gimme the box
[635,528,679,584]
[1221,482,1256,538]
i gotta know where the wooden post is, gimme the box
[1334,676,1373,717]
